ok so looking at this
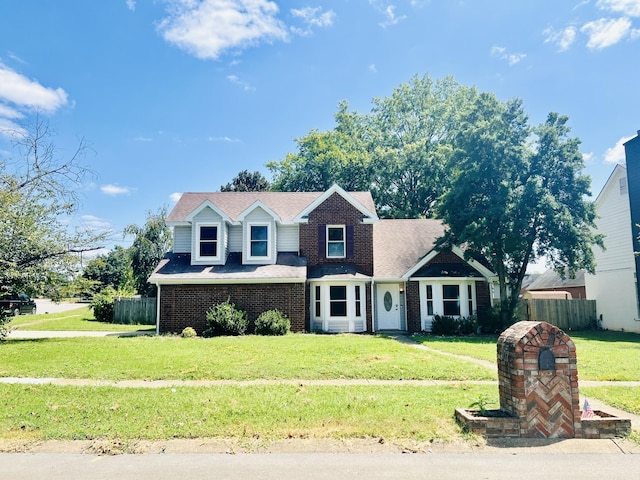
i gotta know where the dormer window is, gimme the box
[196,223,221,262]
[250,224,269,258]
[327,225,346,258]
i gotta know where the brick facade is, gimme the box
[159,283,306,335]
[300,193,374,276]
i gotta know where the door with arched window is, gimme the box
[376,284,401,330]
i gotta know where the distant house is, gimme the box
[149,185,499,335]
[524,269,586,300]
[584,160,640,332]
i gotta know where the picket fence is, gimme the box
[522,298,596,330]
[113,297,156,325]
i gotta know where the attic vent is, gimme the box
[620,177,628,195]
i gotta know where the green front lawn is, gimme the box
[8,306,152,332]
[0,334,496,381]
[0,383,495,442]
[416,330,640,381]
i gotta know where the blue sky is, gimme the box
[1,0,639,254]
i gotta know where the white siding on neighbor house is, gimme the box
[277,225,299,252]
[173,226,191,253]
[585,166,640,332]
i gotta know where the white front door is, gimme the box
[377,284,401,330]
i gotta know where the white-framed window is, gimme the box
[248,223,270,259]
[419,280,477,330]
[195,222,221,262]
[327,225,346,258]
[311,282,368,332]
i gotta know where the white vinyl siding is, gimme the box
[173,226,191,253]
[277,224,299,252]
[585,166,640,331]
[228,225,243,252]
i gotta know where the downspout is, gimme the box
[155,283,161,336]
[371,278,375,333]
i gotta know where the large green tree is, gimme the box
[82,245,134,292]
[437,93,602,326]
[268,75,473,218]
[124,208,172,297]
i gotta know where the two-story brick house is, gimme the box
[149,185,497,334]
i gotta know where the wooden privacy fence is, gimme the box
[522,298,596,330]
[113,297,156,325]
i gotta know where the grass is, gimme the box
[7,306,153,332]
[0,334,496,381]
[1,326,638,445]
[415,330,640,381]
[0,383,495,442]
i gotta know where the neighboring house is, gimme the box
[584,162,640,332]
[149,185,498,335]
[523,269,586,300]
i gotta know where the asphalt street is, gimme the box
[1,452,639,480]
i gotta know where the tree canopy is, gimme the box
[436,93,602,325]
[124,208,172,297]
[268,75,473,218]
[221,170,270,192]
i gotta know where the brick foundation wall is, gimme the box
[159,283,306,334]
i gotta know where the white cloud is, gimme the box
[208,135,240,142]
[581,17,632,49]
[80,214,113,231]
[169,192,183,202]
[369,64,377,73]
[227,74,255,91]
[125,0,136,11]
[0,64,68,112]
[158,0,289,60]
[544,26,577,51]
[290,6,335,36]
[380,5,407,28]
[490,46,526,65]
[603,135,634,163]
[597,0,640,17]
[101,184,133,196]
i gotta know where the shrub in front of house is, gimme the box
[431,314,478,336]
[254,309,290,336]
[181,326,197,338]
[203,300,248,337]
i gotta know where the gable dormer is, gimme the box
[238,201,280,265]
[186,200,232,266]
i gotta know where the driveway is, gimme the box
[34,299,88,315]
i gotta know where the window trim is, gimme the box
[246,222,271,261]
[419,279,477,331]
[326,225,346,259]
[195,222,221,262]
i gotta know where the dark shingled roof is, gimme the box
[149,252,307,283]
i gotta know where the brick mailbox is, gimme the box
[497,321,580,438]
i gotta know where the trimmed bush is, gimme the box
[181,326,197,338]
[90,288,117,323]
[431,314,478,336]
[203,300,248,337]
[255,309,290,336]
[431,315,458,335]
